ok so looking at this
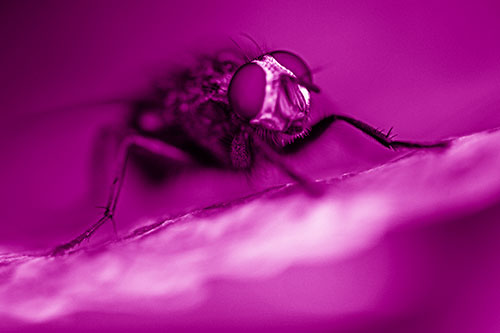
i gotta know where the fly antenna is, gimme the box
[240,32,265,55]
[229,37,250,62]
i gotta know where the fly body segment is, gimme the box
[51,43,448,256]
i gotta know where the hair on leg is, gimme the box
[330,115,449,149]
[283,114,448,154]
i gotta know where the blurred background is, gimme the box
[1,0,500,331]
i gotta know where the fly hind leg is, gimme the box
[50,134,195,256]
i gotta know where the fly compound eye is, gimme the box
[228,63,266,120]
[268,51,318,92]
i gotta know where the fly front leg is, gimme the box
[50,134,195,256]
[328,114,449,150]
[283,114,449,154]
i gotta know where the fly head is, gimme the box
[228,50,320,147]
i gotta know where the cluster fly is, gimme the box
[51,38,447,255]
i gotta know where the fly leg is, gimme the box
[50,134,194,256]
[284,114,449,154]
[328,114,449,149]
[249,130,324,196]
[273,114,449,194]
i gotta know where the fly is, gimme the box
[50,44,447,256]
